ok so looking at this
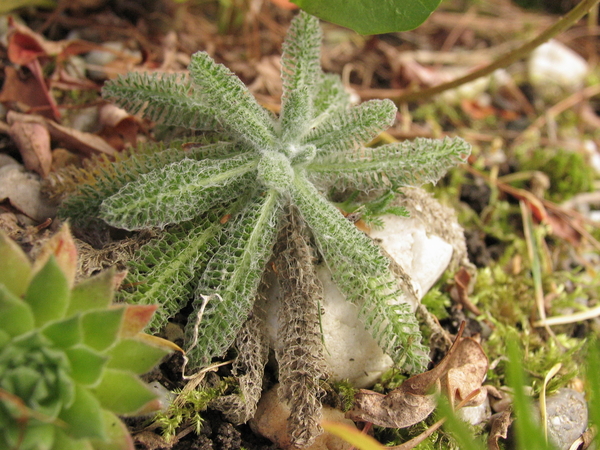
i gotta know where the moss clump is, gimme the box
[518,147,595,202]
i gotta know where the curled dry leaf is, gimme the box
[487,410,512,450]
[9,119,52,178]
[99,103,139,148]
[7,110,117,157]
[347,323,488,429]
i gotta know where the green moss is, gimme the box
[331,379,358,412]
[421,286,452,321]
[518,147,595,202]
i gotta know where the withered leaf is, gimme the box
[347,323,489,429]
[487,411,512,450]
[9,119,52,178]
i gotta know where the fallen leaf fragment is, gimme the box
[487,411,512,450]
[7,110,117,157]
[0,165,57,222]
[99,103,139,148]
[347,323,489,429]
[9,119,52,177]
[0,66,57,120]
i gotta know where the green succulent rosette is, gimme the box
[0,225,180,450]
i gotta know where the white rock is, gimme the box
[263,214,453,388]
[529,40,588,102]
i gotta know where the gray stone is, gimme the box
[544,388,588,450]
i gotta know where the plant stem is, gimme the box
[390,0,600,104]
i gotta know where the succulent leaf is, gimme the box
[25,257,70,327]
[32,224,78,289]
[0,232,32,297]
[92,369,157,415]
[64,346,108,386]
[58,384,105,440]
[0,284,35,337]
[119,304,160,338]
[68,268,115,315]
[42,315,82,349]
[81,308,124,352]
[106,338,170,374]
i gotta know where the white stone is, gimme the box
[264,214,454,388]
[528,40,588,102]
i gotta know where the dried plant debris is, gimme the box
[274,207,328,447]
[347,323,488,429]
[210,311,269,425]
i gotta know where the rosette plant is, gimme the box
[0,225,179,450]
[59,10,469,400]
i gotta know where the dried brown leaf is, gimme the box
[487,411,512,450]
[9,120,52,178]
[347,323,489,429]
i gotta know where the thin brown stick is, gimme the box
[361,0,600,104]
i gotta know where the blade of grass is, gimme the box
[506,338,557,450]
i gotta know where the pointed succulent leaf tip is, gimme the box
[0,231,32,297]
[32,223,77,288]
[68,267,116,315]
[92,368,158,415]
[120,304,160,338]
[25,256,71,327]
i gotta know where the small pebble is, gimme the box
[544,388,588,450]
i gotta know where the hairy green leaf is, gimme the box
[303,99,397,156]
[100,153,259,230]
[280,11,322,142]
[189,52,277,150]
[291,173,428,371]
[58,140,239,226]
[119,216,226,333]
[185,191,282,367]
[308,136,470,191]
[102,72,220,130]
